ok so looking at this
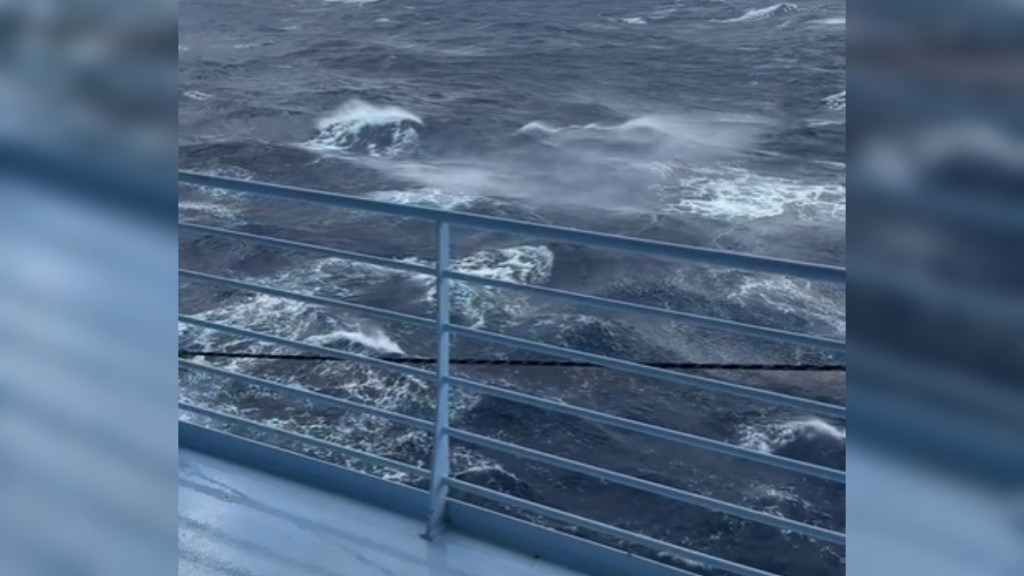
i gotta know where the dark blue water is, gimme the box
[178,1,846,574]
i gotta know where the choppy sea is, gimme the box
[179,1,846,574]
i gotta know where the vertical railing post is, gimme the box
[424,220,451,540]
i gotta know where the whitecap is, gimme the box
[814,16,845,26]
[178,166,253,221]
[368,187,475,211]
[178,201,238,220]
[727,275,846,335]
[621,17,648,25]
[665,165,845,221]
[412,245,556,328]
[517,113,763,156]
[719,3,799,23]
[306,99,422,157]
[824,89,846,111]
[184,166,253,197]
[739,418,846,454]
[183,90,212,102]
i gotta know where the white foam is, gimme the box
[621,17,648,25]
[410,245,555,328]
[179,166,253,221]
[190,166,253,195]
[317,100,422,131]
[453,246,554,328]
[307,99,422,157]
[180,277,499,485]
[454,245,555,285]
[666,165,845,221]
[178,201,238,220]
[308,327,405,355]
[326,0,380,4]
[183,90,212,101]
[739,418,846,454]
[728,275,846,335]
[719,3,799,23]
[746,483,813,522]
[368,187,475,211]
[516,121,562,136]
[181,292,405,356]
[824,89,846,111]
[814,16,845,26]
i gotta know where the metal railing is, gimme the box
[177,171,846,576]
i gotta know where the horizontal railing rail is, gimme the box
[450,324,845,418]
[178,172,847,576]
[179,360,434,432]
[445,375,845,483]
[179,268,435,328]
[179,171,845,283]
[179,401,430,479]
[444,270,847,354]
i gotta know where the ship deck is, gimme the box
[179,448,588,576]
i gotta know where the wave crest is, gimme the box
[824,90,846,111]
[517,113,762,157]
[307,99,423,157]
[739,418,846,454]
[719,3,799,23]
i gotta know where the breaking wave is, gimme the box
[183,90,213,101]
[306,99,423,157]
[719,3,799,23]
[738,418,845,462]
[179,292,405,357]
[823,90,846,112]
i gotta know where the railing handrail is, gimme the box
[178,171,845,283]
[178,171,847,576]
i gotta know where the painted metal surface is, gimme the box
[179,447,589,576]
[178,171,847,576]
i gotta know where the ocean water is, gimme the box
[178,1,846,574]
